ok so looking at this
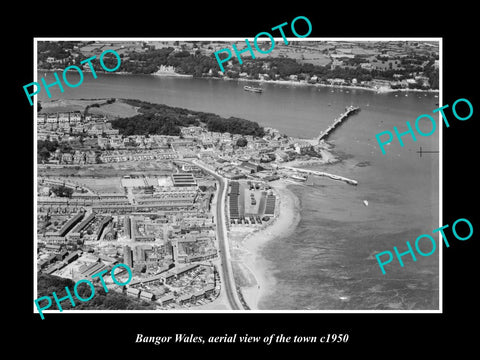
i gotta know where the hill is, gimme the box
[111,99,265,137]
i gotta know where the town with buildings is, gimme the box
[38,165,220,308]
[36,100,342,310]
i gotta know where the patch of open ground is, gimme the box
[39,98,139,119]
[87,100,139,119]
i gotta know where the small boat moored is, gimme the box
[244,85,263,93]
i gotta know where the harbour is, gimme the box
[281,166,358,186]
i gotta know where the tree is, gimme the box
[112,100,263,137]
[236,137,248,147]
[227,71,239,79]
[38,139,59,153]
[59,142,73,153]
[50,185,73,198]
[39,147,50,161]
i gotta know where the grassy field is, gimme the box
[87,100,139,119]
[39,98,139,119]
[40,99,102,112]
[38,172,124,193]
[78,42,145,57]
[70,177,124,193]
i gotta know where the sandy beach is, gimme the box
[229,180,301,310]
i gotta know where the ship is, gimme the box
[291,175,307,182]
[243,85,263,93]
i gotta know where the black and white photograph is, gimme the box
[14,6,477,355]
[33,38,441,314]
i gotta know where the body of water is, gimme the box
[38,73,440,310]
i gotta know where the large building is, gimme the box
[57,211,85,237]
[264,194,276,216]
[172,173,196,187]
[77,261,108,279]
[124,216,131,239]
[228,182,240,220]
[238,161,263,174]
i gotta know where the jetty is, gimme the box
[281,166,358,186]
[317,105,360,142]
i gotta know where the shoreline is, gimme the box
[151,71,194,78]
[37,68,439,93]
[229,180,301,310]
[226,77,439,93]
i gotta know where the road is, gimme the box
[178,160,244,310]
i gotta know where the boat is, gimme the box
[291,175,307,182]
[363,200,369,207]
[243,85,263,93]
